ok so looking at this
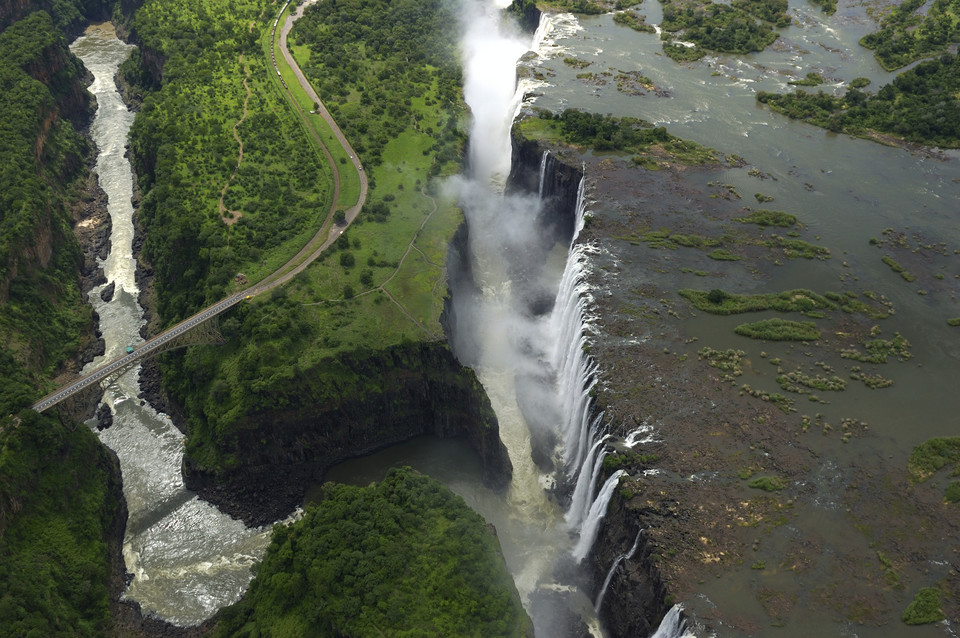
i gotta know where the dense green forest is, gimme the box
[519,109,720,165]
[659,0,786,60]
[215,468,533,637]
[0,5,128,636]
[292,0,464,171]
[859,0,960,70]
[757,54,960,148]
[0,409,122,637]
[0,11,95,391]
[127,0,333,325]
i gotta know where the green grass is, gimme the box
[902,587,946,624]
[680,288,838,315]
[840,331,911,364]
[734,318,820,341]
[949,317,960,327]
[748,476,786,491]
[734,209,798,227]
[881,255,917,282]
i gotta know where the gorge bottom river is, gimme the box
[71,24,275,627]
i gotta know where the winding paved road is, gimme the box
[31,1,367,413]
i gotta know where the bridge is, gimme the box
[31,0,366,414]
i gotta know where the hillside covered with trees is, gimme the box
[0,3,129,635]
[215,468,533,637]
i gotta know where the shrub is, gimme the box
[748,476,786,491]
[902,587,945,625]
[735,318,820,341]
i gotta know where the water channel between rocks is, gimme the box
[71,24,275,627]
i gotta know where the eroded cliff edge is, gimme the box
[510,117,960,636]
[179,340,512,527]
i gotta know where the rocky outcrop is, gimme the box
[182,341,513,527]
[585,488,671,637]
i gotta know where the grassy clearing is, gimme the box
[735,318,820,341]
[680,288,838,315]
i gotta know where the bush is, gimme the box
[735,318,820,341]
[748,476,786,491]
[339,251,355,268]
[902,587,945,625]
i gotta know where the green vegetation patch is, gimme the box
[735,318,820,341]
[707,248,742,261]
[860,0,960,71]
[788,72,824,86]
[901,587,946,625]
[735,209,798,227]
[881,255,917,282]
[807,0,837,14]
[602,451,658,472]
[660,0,783,56]
[680,288,838,315]
[215,468,533,637]
[840,330,911,364]
[765,235,830,259]
[948,317,960,327]
[519,109,719,165]
[613,11,658,33]
[777,369,846,393]
[639,229,722,250]
[907,437,960,483]
[699,346,745,377]
[756,54,960,149]
[748,475,786,491]
[0,12,94,387]
[0,410,121,637]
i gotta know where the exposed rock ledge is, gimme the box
[178,341,512,528]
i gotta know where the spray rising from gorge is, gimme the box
[448,1,637,633]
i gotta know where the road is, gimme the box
[31,2,367,413]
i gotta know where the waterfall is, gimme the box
[565,432,609,527]
[594,528,643,612]
[538,149,554,200]
[571,469,625,563]
[650,604,696,638]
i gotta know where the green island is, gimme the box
[859,0,960,71]
[658,0,788,61]
[757,53,960,149]
[215,468,533,637]
[518,108,720,165]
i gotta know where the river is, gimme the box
[69,0,960,633]
[70,24,275,627]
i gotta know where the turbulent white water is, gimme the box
[451,3,633,634]
[71,24,274,626]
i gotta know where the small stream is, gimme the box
[71,23,274,626]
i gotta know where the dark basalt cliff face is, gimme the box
[182,341,512,527]
[508,126,582,248]
[507,128,675,636]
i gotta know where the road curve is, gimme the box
[31,2,367,413]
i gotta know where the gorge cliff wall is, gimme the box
[506,125,675,637]
[181,341,512,527]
